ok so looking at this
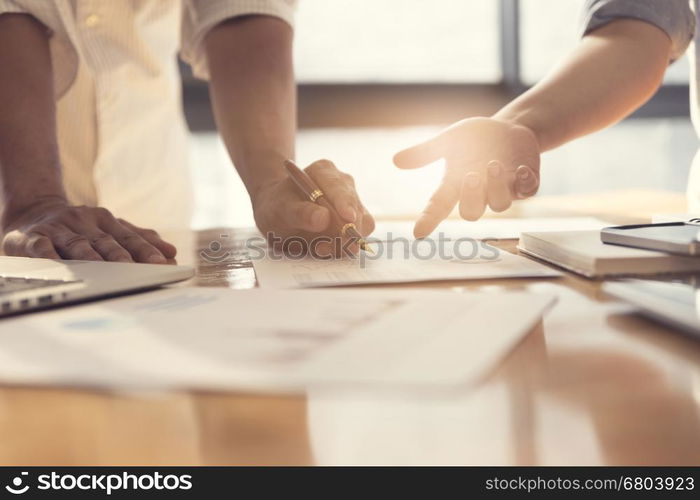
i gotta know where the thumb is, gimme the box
[393,132,446,169]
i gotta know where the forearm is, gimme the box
[494,19,672,151]
[0,14,65,222]
[205,16,295,201]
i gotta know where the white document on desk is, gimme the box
[0,287,555,392]
[253,241,561,288]
[372,217,610,242]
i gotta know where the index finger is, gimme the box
[414,169,462,238]
[117,219,178,259]
[99,218,167,264]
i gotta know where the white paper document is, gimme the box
[253,241,561,288]
[0,287,555,392]
[372,217,610,242]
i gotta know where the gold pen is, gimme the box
[284,159,373,253]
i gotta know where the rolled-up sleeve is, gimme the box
[181,0,297,80]
[581,0,695,62]
[0,0,78,98]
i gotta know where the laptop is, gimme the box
[0,256,194,316]
[603,278,700,337]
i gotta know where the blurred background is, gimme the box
[181,0,696,229]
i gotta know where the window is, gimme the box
[183,0,692,132]
[294,0,500,83]
[520,0,690,85]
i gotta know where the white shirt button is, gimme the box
[84,14,100,28]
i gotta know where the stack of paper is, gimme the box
[0,287,555,392]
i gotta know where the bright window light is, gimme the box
[294,0,500,83]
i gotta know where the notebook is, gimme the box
[517,230,700,278]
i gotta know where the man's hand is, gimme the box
[251,159,375,256]
[2,198,176,263]
[393,117,541,238]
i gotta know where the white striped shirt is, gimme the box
[0,0,297,230]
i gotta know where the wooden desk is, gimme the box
[1,191,699,466]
